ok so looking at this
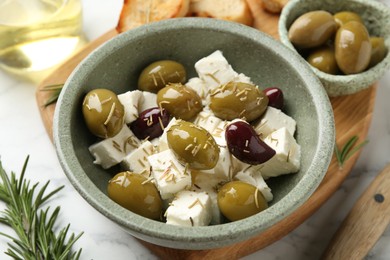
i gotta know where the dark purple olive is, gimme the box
[130,107,170,140]
[225,121,275,165]
[263,87,284,109]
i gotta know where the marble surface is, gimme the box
[0,0,390,259]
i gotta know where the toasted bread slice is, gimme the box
[117,0,190,33]
[189,0,254,26]
[261,0,289,14]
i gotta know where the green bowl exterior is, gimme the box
[279,0,390,97]
[53,18,335,249]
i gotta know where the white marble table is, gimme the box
[1,0,390,259]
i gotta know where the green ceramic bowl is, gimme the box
[279,0,390,97]
[53,18,334,250]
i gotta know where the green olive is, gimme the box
[288,10,337,49]
[217,181,267,222]
[107,171,162,220]
[157,83,202,120]
[82,88,124,138]
[209,82,268,122]
[167,120,219,170]
[307,45,339,74]
[138,60,186,93]
[369,37,387,68]
[335,21,371,74]
[333,11,363,28]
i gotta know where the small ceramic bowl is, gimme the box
[279,0,390,97]
[53,18,334,250]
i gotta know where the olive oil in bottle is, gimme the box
[0,0,87,83]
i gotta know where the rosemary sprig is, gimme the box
[0,156,83,259]
[40,84,64,107]
[334,136,368,169]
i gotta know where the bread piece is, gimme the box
[261,0,289,14]
[189,0,254,26]
[117,0,190,33]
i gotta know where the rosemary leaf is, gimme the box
[40,84,64,107]
[335,136,368,168]
[0,156,83,259]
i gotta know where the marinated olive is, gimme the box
[209,82,268,122]
[333,11,363,27]
[107,171,162,220]
[130,107,170,140]
[263,87,284,109]
[167,120,219,170]
[138,60,186,93]
[225,121,275,165]
[288,10,337,49]
[307,45,339,75]
[217,181,268,221]
[157,83,202,120]
[82,88,125,138]
[369,37,387,68]
[335,21,371,74]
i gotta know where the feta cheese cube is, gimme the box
[158,117,180,152]
[261,127,301,179]
[235,167,273,202]
[234,73,253,84]
[186,77,209,101]
[192,111,222,134]
[89,126,141,169]
[121,140,155,177]
[148,149,191,199]
[253,107,296,139]
[165,190,212,227]
[139,91,157,112]
[201,146,233,180]
[195,50,238,89]
[117,90,144,124]
[191,171,226,224]
[210,120,230,147]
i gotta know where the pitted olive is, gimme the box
[138,60,186,93]
[369,37,387,68]
[82,88,125,138]
[167,120,219,170]
[307,45,339,74]
[333,11,363,27]
[335,21,371,74]
[209,82,268,122]
[107,171,163,220]
[157,83,202,120]
[288,10,337,49]
[217,181,268,221]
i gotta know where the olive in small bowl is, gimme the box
[279,0,390,96]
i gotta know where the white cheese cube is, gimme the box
[210,120,230,147]
[191,171,226,224]
[235,167,273,202]
[195,50,238,89]
[89,126,141,169]
[234,73,253,84]
[117,90,144,124]
[253,107,296,139]
[139,91,157,112]
[121,140,155,177]
[201,146,233,180]
[148,149,191,199]
[186,77,209,101]
[261,127,301,179]
[166,190,212,227]
[192,111,222,134]
[158,117,180,152]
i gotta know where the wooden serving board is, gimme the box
[36,1,377,259]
